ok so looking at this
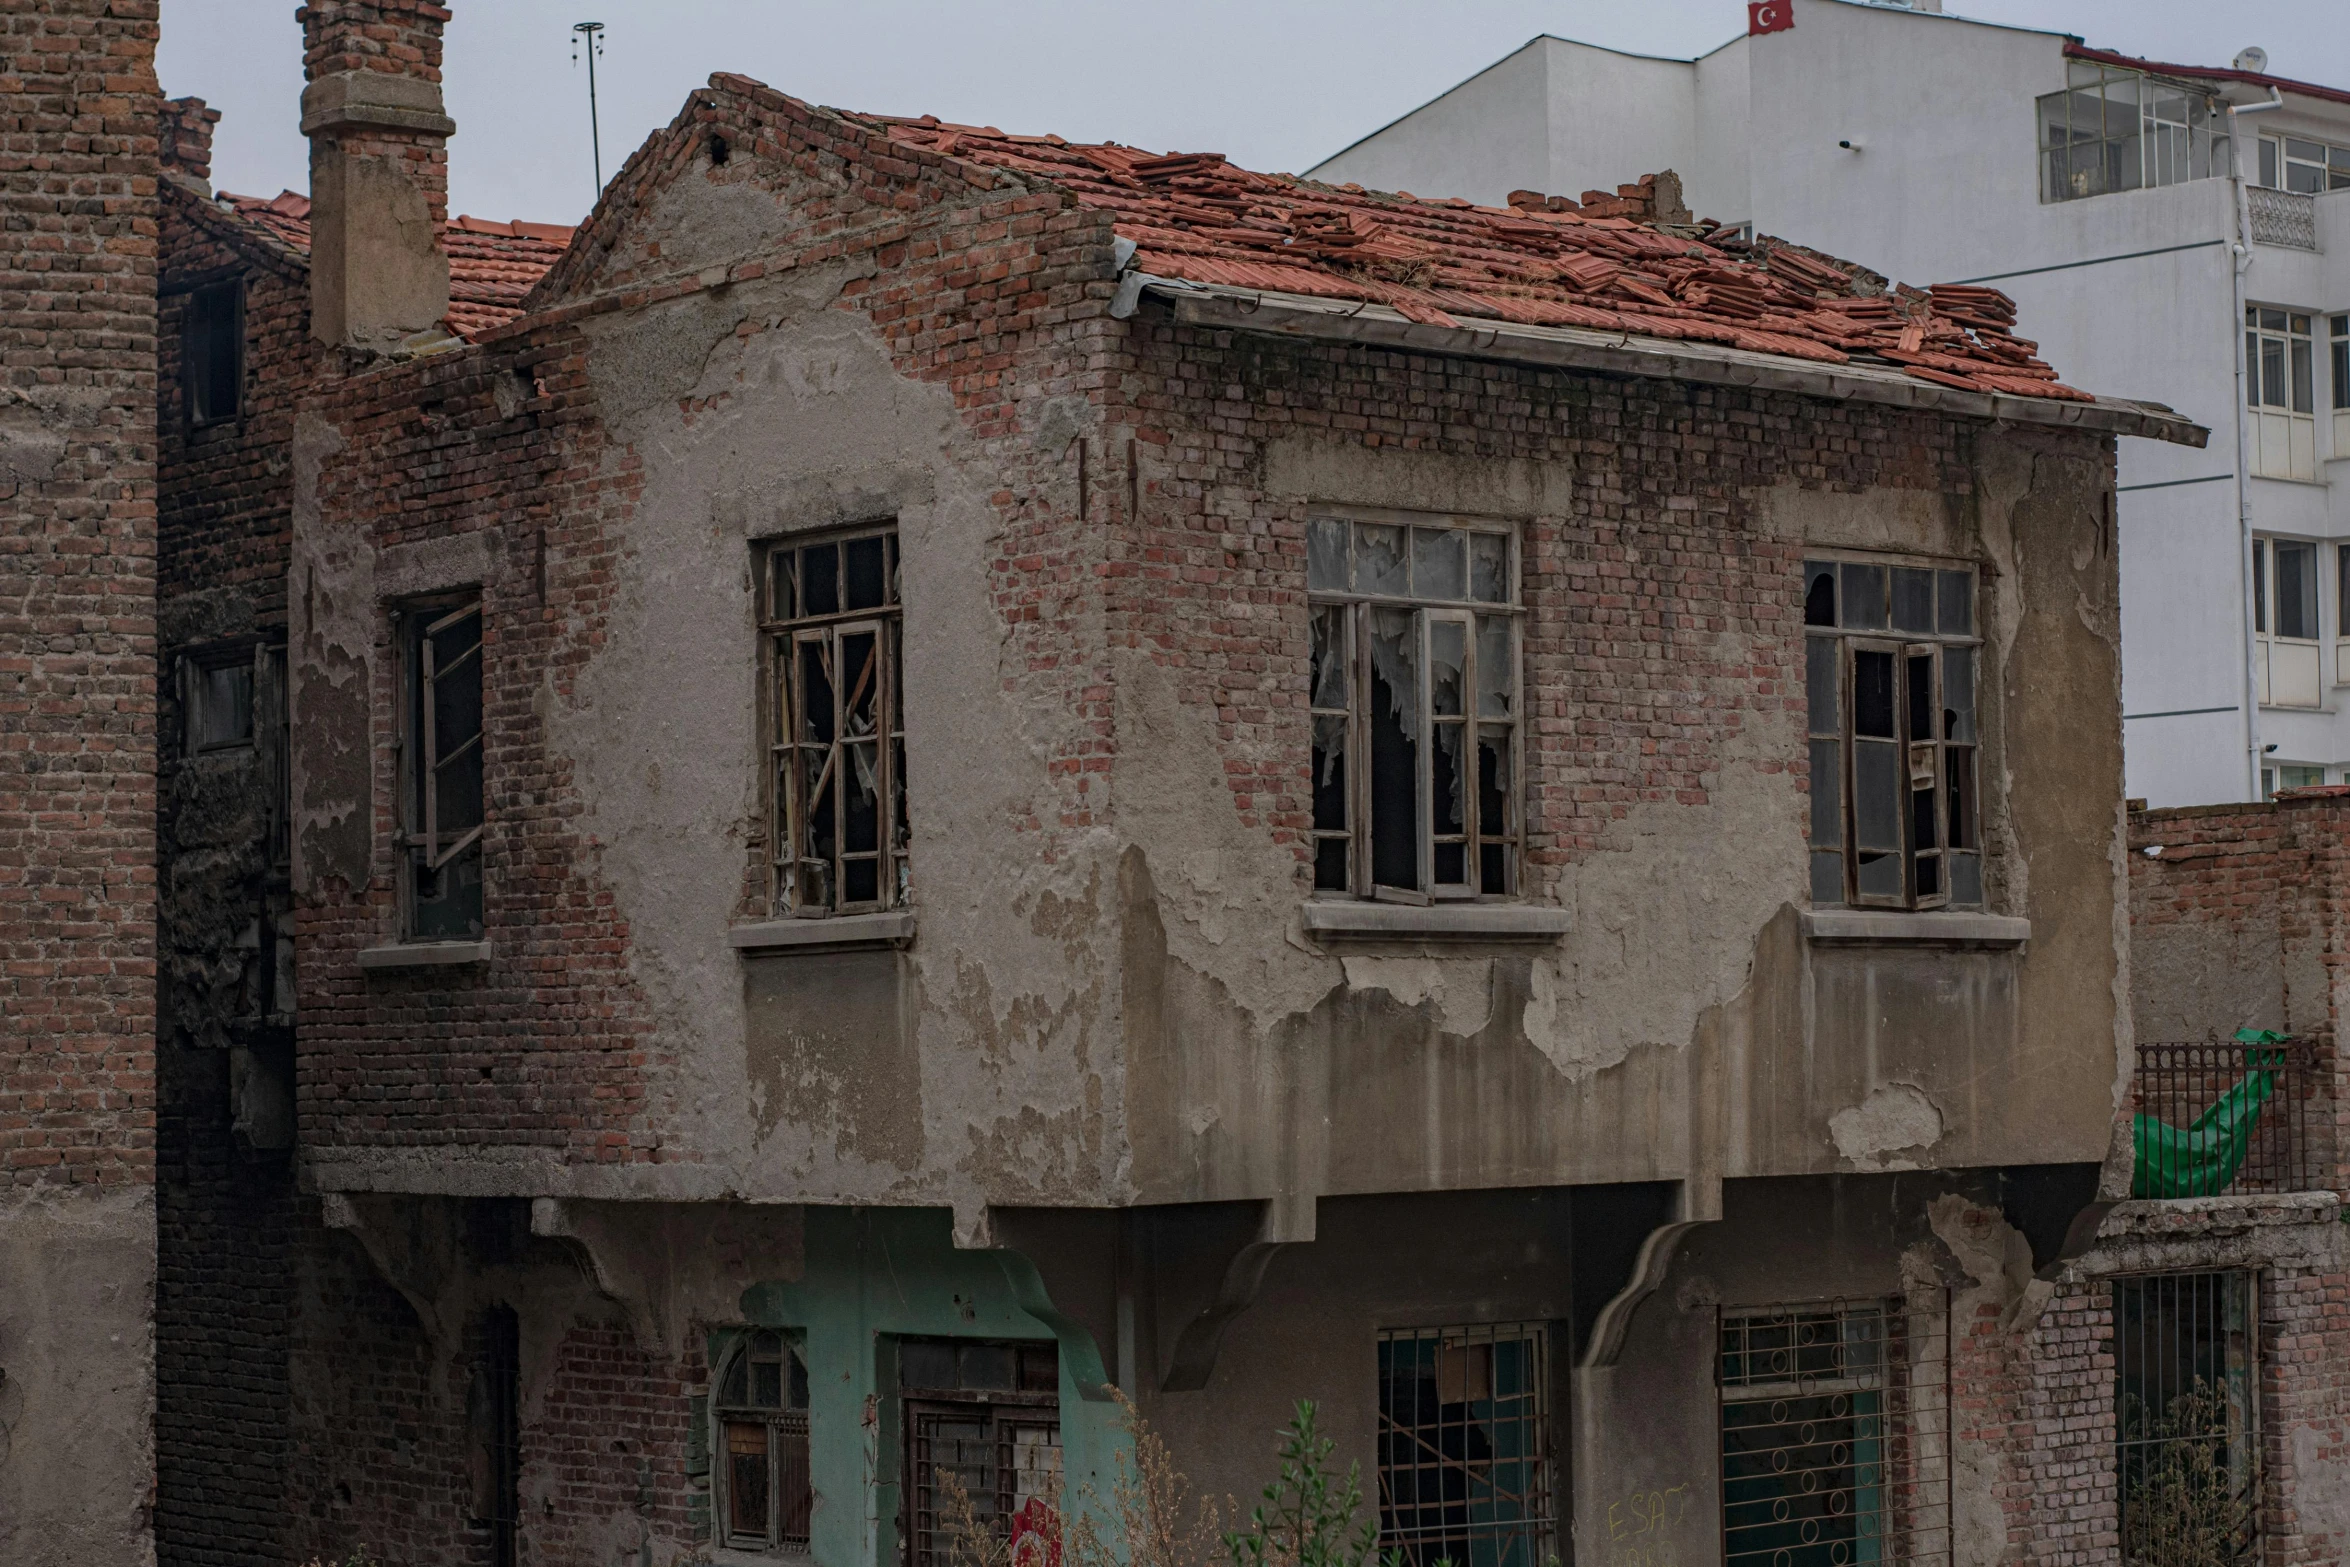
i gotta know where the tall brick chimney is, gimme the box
[296,0,454,354]
[160,95,221,187]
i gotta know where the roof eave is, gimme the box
[1137,279,2207,448]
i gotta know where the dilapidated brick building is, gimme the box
[11,3,2350,1566]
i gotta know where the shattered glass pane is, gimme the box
[1358,524,1409,597]
[1313,713,1349,832]
[1804,562,1837,627]
[1307,517,1349,592]
[845,741,880,855]
[1414,528,1466,601]
[841,632,879,737]
[1433,723,1465,836]
[1429,620,1465,717]
[1942,648,1975,744]
[1470,533,1509,602]
[1856,849,1903,900]
[1476,617,1512,718]
[1311,605,1349,709]
[798,640,836,744]
[1368,607,1421,891]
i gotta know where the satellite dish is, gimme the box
[2235,47,2269,73]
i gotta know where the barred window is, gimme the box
[758,527,907,915]
[1718,1300,1949,1567]
[1375,1323,1554,1567]
[2115,1271,2260,1564]
[398,594,485,940]
[1804,559,1981,910]
[900,1338,1061,1567]
[717,1331,813,1555]
[1307,514,1521,901]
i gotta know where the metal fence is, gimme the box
[2133,1040,2315,1197]
[2115,1270,2261,1567]
[1718,1297,1952,1567]
[2247,185,2319,252]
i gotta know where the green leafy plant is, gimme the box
[1224,1402,1401,1567]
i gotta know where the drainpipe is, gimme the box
[2229,89,2284,800]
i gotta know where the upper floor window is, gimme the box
[715,1331,812,1556]
[2254,537,2322,708]
[1306,514,1520,902]
[2259,135,2350,194]
[2038,66,2228,203]
[398,594,485,940]
[2246,307,2316,480]
[1804,559,1981,910]
[182,278,243,428]
[2331,316,2350,459]
[759,527,906,915]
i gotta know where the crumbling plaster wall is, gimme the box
[1107,323,2128,1206]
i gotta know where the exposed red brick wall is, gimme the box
[531,1320,701,1563]
[2261,1259,2350,1566]
[295,0,452,227]
[0,0,161,1192]
[1954,1280,2119,1565]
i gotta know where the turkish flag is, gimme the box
[1749,0,1793,33]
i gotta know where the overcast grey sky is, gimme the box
[157,1,2350,227]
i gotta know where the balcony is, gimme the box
[2132,1036,2318,1196]
[2247,186,2319,251]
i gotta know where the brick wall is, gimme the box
[153,176,318,1567]
[295,0,450,226]
[0,0,161,1191]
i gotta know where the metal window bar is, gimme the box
[2114,1271,2260,1567]
[906,1405,1061,1567]
[1375,1323,1554,1567]
[1718,1298,1952,1567]
[2133,1040,2312,1195]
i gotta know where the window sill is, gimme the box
[356,939,492,971]
[729,911,915,952]
[1799,910,2029,949]
[1299,901,1571,943]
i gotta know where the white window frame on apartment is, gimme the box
[2258,134,2350,194]
[2330,315,2350,462]
[2246,307,2317,481]
[2036,64,2229,204]
[2254,536,2323,709]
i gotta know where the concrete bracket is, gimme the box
[1577,1179,1721,1370]
[320,1191,456,1344]
[951,1201,997,1251]
[530,1197,668,1352]
[1160,1194,1317,1392]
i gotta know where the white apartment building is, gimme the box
[1310,0,2350,807]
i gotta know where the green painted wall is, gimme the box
[739,1207,1129,1567]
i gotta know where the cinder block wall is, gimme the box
[0,3,163,1562]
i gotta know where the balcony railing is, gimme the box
[2132,1038,2315,1196]
[2247,185,2319,251]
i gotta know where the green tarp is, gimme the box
[2130,1028,2288,1199]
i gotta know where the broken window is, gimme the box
[1718,1300,1949,1567]
[2254,537,2322,707]
[759,528,907,915]
[182,278,243,428]
[2247,309,2317,480]
[2115,1271,2259,1564]
[2038,65,2228,203]
[183,642,257,754]
[1804,559,1981,909]
[398,594,485,940]
[466,1304,521,1567]
[1308,515,1520,901]
[717,1330,814,1555]
[900,1338,1061,1567]
[1375,1323,1554,1567]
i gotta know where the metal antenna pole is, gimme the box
[572,21,606,191]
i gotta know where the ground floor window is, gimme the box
[1717,1299,1950,1567]
[717,1330,814,1554]
[901,1338,1061,1567]
[2116,1271,2259,1566]
[1375,1322,1555,1567]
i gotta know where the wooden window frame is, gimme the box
[715,1331,813,1557]
[396,592,486,940]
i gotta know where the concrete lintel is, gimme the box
[730,910,916,952]
[300,71,456,139]
[356,939,492,971]
[1798,909,2031,948]
[1151,282,2208,448]
[1299,900,1571,942]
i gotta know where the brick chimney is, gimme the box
[296,0,455,354]
[160,96,221,187]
